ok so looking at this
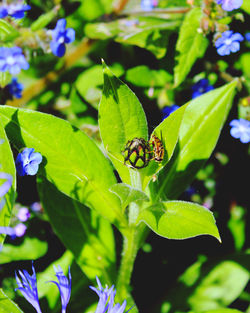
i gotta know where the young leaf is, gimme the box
[0,19,19,42]
[157,80,237,200]
[174,8,209,87]
[0,106,125,226]
[137,200,221,241]
[0,289,23,313]
[0,124,16,247]
[141,103,187,189]
[99,61,148,185]
[38,178,116,281]
[110,183,149,211]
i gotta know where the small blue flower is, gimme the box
[49,266,71,313]
[16,148,42,176]
[216,0,242,11]
[15,262,42,313]
[230,118,250,143]
[50,19,75,57]
[245,32,250,42]
[0,6,8,18]
[7,77,23,99]
[215,31,244,56]
[141,0,158,10]
[17,207,30,222]
[192,79,214,99]
[7,2,31,19]
[162,105,179,120]
[90,277,133,313]
[0,47,29,75]
[14,223,27,237]
[0,1,30,19]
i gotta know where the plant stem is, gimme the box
[116,225,143,302]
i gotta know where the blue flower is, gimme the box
[0,1,30,19]
[216,0,242,11]
[7,77,23,99]
[215,31,244,56]
[49,266,71,313]
[15,262,42,313]
[90,277,133,313]
[16,148,42,176]
[245,32,250,42]
[0,6,8,18]
[7,2,31,19]
[162,105,179,120]
[230,118,250,143]
[14,223,27,237]
[192,79,214,99]
[141,0,158,10]
[50,19,75,57]
[17,207,30,222]
[0,47,29,75]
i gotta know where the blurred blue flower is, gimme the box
[215,31,244,56]
[216,0,242,11]
[17,207,30,222]
[0,226,16,236]
[90,277,132,313]
[245,32,250,42]
[141,0,158,10]
[14,223,27,237]
[0,1,30,19]
[192,79,214,99]
[16,148,42,176]
[230,118,250,143]
[0,6,8,18]
[162,105,179,120]
[0,47,29,75]
[15,262,42,313]
[49,266,71,313]
[50,19,75,57]
[7,77,23,99]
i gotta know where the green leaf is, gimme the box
[0,289,23,313]
[138,200,221,241]
[109,183,149,211]
[0,238,47,264]
[0,19,19,42]
[85,16,180,58]
[0,124,16,247]
[99,61,148,185]
[38,178,116,281]
[157,80,237,200]
[203,309,244,313]
[75,63,124,109]
[241,0,250,14]
[126,65,172,87]
[0,106,124,226]
[141,103,187,189]
[31,9,58,31]
[174,8,209,87]
[188,261,249,311]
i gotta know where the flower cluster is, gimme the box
[15,148,43,176]
[230,118,250,143]
[7,78,23,99]
[215,31,244,56]
[216,0,242,11]
[192,79,214,99]
[15,263,71,313]
[0,47,29,75]
[0,1,30,19]
[90,277,132,313]
[50,19,75,57]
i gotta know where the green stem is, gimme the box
[116,226,142,302]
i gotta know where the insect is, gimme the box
[123,137,151,169]
[149,134,164,162]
